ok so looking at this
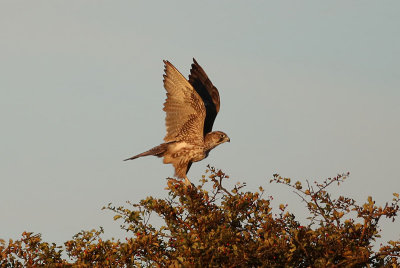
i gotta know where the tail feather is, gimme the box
[124,143,168,161]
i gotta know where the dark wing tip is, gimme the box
[163,60,172,84]
[163,60,174,71]
[188,59,220,110]
[188,58,221,134]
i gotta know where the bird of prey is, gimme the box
[124,59,230,185]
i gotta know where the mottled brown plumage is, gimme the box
[124,59,230,185]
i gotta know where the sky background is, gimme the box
[1,1,399,247]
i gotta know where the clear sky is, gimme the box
[1,1,399,246]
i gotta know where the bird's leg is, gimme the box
[184,176,192,186]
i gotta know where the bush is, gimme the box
[1,166,399,267]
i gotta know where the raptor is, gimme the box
[124,59,230,185]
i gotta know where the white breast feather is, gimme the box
[170,142,191,152]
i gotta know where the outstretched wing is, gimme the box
[188,58,220,135]
[163,60,206,144]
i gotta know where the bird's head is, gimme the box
[204,131,230,150]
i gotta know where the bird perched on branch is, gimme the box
[124,59,230,185]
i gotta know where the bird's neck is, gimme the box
[204,133,219,151]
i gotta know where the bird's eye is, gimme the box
[220,134,225,138]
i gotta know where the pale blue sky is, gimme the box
[1,1,399,246]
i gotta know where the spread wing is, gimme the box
[188,58,220,135]
[163,60,206,144]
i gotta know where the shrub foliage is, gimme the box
[1,166,400,267]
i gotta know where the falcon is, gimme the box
[124,59,230,185]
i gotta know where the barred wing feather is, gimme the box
[162,60,206,144]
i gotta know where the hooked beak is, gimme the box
[227,137,231,143]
